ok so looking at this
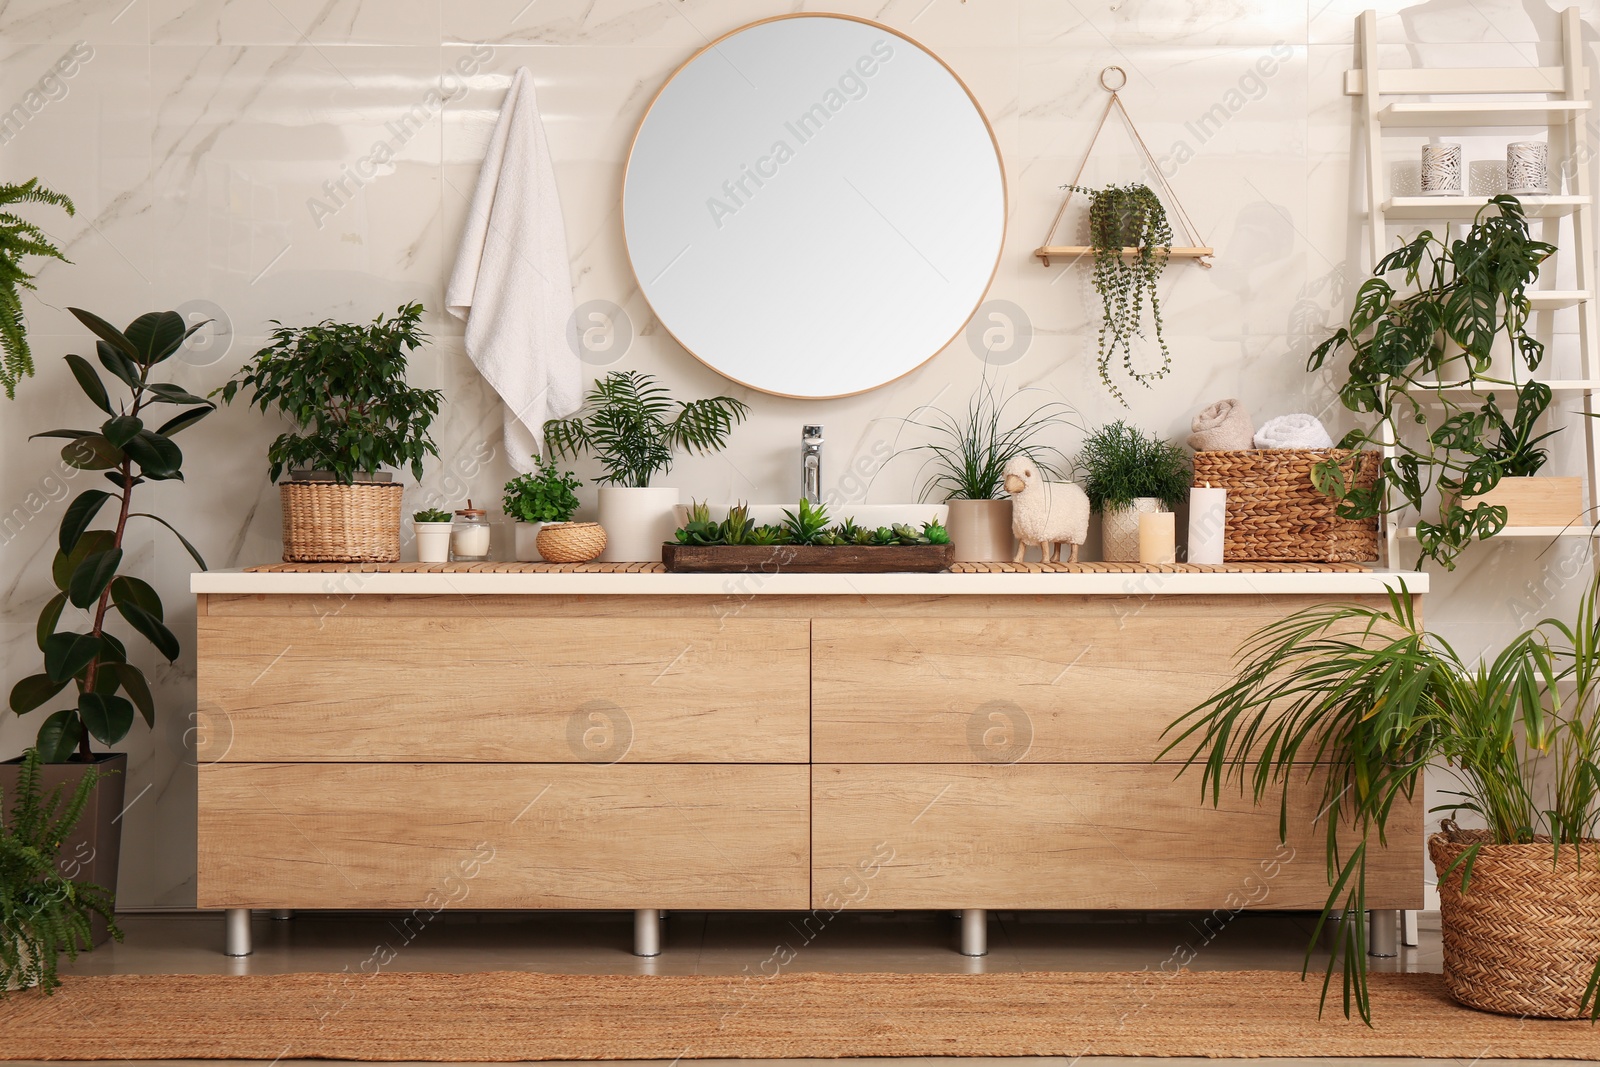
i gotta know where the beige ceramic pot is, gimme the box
[945,498,1015,562]
[1101,497,1164,562]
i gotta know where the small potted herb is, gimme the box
[1077,420,1190,561]
[411,508,452,563]
[502,457,583,562]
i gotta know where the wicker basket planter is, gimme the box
[536,521,607,563]
[1429,826,1600,1019]
[280,480,403,562]
[1190,449,1379,563]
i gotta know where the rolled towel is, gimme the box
[1254,413,1334,450]
[1187,398,1254,452]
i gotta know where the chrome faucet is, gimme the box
[801,425,824,505]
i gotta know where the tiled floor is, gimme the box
[15,910,1577,1066]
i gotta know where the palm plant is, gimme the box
[1163,580,1600,1022]
[543,371,749,488]
[1,748,120,996]
[904,378,1080,501]
[0,179,75,399]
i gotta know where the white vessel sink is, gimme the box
[675,502,948,530]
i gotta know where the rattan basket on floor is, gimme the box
[280,480,403,562]
[1429,826,1600,1019]
[1190,449,1379,563]
[536,521,606,563]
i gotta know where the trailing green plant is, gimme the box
[0,179,74,400]
[413,508,451,523]
[902,377,1079,500]
[543,371,749,488]
[214,302,442,484]
[1163,579,1600,1023]
[9,309,212,762]
[1068,182,1173,405]
[0,748,120,997]
[1309,195,1558,569]
[1077,420,1190,512]
[502,456,583,524]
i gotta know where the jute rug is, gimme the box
[0,970,1596,1060]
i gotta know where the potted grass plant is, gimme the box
[503,456,583,562]
[1,748,120,996]
[1164,580,1600,1022]
[901,379,1079,562]
[215,303,443,563]
[543,371,748,562]
[1076,420,1190,561]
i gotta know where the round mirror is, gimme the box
[623,15,1006,399]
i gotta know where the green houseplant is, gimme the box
[216,302,443,562]
[1308,195,1559,569]
[544,370,749,562]
[1,749,120,996]
[504,456,583,561]
[411,507,452,564]
[901,378,1080,562]
[1164,581,1600,1022]
[0,179,74,399]
[1069,183,1173,405]
[1076,420,1190,561]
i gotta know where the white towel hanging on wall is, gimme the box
[446,66,581,473]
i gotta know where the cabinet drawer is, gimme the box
[198,763,809,909]
[812,607,1347,763]
[811,764,1421,911]
[197,615,808,762]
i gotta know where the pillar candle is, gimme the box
[1138,511,1176,565]
[1188,485,1227,565]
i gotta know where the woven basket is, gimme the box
[280,481,402,563]
[1430,826,1600,1019]
[1190,449,1379,563]
[536,521,607,564]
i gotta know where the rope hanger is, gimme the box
[1035,66,1214,268]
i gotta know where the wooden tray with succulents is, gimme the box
[661,501,954,574]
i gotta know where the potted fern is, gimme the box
[0,178,74,400]
[502,457,583,562]
[2,748,120,995]
[544,371,748,562]
[1076,421,1190,561]
[215,303,443,563]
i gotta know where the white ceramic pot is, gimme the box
[413,522,452,564]
[597,486,681,563]
[1101,497,1164,562]
[514,521,544,562]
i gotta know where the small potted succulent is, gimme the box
[1077,420,1190,561]
[215,303,443,563]
[411,508,452,563]
[502,457,583,562]
[544,371,748,562]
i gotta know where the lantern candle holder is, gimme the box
[1506,141,1549,195]
[1420,142,1463,196]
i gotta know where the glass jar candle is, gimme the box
[451,501,492,561]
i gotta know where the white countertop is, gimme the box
[192,569,1428,597]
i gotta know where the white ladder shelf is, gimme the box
[1347,6,1600,567]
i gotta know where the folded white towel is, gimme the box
[446,67,581,472]
[1254,413,1334,450]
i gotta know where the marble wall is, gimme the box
[1,0,1597,908]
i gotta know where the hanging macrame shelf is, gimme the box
[1034,67,1215,268]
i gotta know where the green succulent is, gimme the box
[747,524,786,546]
[870,526,897,546]
[833,519,862,542]
[719,502,755,546]
[781,497,831,546]
[412,508,451,523]
[852,526,878,546]
[674,500,723,546]
[922,520,950,545]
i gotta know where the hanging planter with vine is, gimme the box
[1069,183,1173,406]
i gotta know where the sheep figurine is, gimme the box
[1003,456,1090,564]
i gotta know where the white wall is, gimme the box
[1,0,1596,907]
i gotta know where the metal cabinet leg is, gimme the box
[224,908,253,957]
[1368,909,1399,957]
[633,909,662,957]
[959,909,988,957]
[1402,909,1419,947]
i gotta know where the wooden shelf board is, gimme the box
[1404,378,1600,395]
[1034,245,1214,265]
[1400,526,1594,539]
[1378,100,1590,128]
[1381,195,1589,220]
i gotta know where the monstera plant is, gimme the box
[8,309,212,761]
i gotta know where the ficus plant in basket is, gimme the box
[1308,194,1558,570]
[8,308,212,761]
[1163,579,1600,1023]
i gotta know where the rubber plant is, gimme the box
[543,370,749,488]
[0,179,75,399]
[1308,195,1557,569]
[1163,579,1600,1023]
[1,748,120,996]
[8,309,213,762]
[1069,183,1173,405]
